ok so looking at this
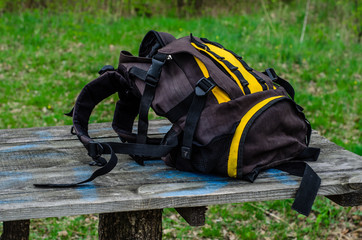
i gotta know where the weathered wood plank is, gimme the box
[0,121,361,222]
[0,166,360,222]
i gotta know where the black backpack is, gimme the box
[35,31,321,216]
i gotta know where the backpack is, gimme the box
[35,31,321,216]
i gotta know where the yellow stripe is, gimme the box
[205,43,264,94]
[212,87,231,104]
[194,56,209,77]
[191,42,246,95]
[193,56,231,104]
[227,96,285,178]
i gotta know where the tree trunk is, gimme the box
[1,220,30,240]
[98,210,163,240]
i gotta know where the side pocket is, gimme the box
[227,95,288,178]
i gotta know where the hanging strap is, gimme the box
[34,143,117,188]
[181,77,216,159]
[242,147,320,216]
[276,161,321,216]
[276,147,321,216]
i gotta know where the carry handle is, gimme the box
[264,68,295,100]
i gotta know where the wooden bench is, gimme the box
[1,119,361,239]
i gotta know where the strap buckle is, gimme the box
[145,55,167,87]
[265,68,278,81]
[181,146,192,160]
[88,141,104,159]
[195,77,216,96]
[145,75,159,87]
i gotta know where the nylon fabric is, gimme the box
[193,56,231,104]
[191,42,245,95]
[204,43,267,93]
[227,96,285,178]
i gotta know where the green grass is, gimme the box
[0,0,361,239]
[0,6,360,154]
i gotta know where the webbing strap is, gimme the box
[276,161,321,216]
[181,77,215,159]
[106,141,176,157]
[242,147,320,216]
[129,67,147,81]
[165,93,194,123]
[137,53,167,144]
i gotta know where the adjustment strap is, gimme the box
[164,93,194,123]
[221,59,251,94]
[137,53,167,144]
[181,77,215,159]
[107,141,176,157]
[264,68,295,99]
[129,67,147,81]
[34,143,118,188]
[276,161,321,216]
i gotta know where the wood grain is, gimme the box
[0,120,361,221]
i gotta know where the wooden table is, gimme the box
[0,119,361,239]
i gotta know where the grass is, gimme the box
[0,0,361,239]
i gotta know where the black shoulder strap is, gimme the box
[71,69,130,148]
[34,63,177,188]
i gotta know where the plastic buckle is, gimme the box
[181,146,192,160]
[98,65,115,75]
[88,141,104,159]
[265,68,278,81]
[147,58,164,78]
[195,77,216,96]
[145,75,158,87]
[145,57,166,87]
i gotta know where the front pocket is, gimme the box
[227,95,288,178]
